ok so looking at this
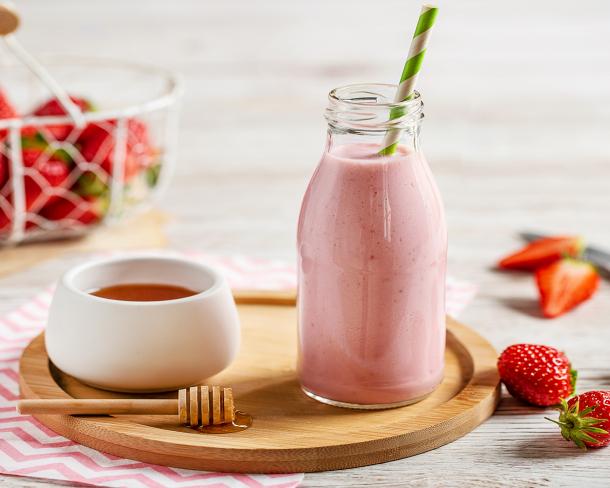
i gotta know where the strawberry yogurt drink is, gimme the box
[297,84,447,408]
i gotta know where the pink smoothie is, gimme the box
[297,142,447,406]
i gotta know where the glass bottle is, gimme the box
[297,83,447,409]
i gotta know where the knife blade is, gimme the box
[520,232,610,279]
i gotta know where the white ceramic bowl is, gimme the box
[45,256,240,392]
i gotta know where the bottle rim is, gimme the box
[325,83,424,133]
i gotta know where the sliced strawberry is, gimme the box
[32,95,94,141]
[0,88,18,142]
[498,236,583,270]
[536,258,600,318]
[40,193,109,226]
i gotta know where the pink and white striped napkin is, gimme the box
[0,252,476,488]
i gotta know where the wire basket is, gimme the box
[0,56,181,244]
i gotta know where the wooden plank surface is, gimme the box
[1,0,609,486]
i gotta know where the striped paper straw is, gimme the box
[379,4,438,156]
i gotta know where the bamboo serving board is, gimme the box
[19,291,501,473]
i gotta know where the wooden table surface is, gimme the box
[1,1,609,486]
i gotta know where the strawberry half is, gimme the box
[536,258,600,318]
[32,95,94,141]
[548,391,610,449]
[497,343,576,407]
[498,236,583,270]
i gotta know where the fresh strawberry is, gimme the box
[0,89,17,119]
[0,88,18,142]
[536,258,600,318]
[0,153,7,188]
[497,343,576,407]
[40,193,109,226]
[33,96,92,116]
[0,154,10,232]
[22,147,71,212]
[0,147,71,215]
[77,118,152,182]
[0,208,9,233]
[498,236,583,270]
[548,391,610,449]
[0,133,72,232]
[31,95,94,141]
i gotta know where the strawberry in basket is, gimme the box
[0,88,19,142]
[31,95,94,141]
[39,170,107,230]
[0,82,162,237]
[0,133,73,233]
[37,115,156,230]
[21,134,72,212]
[0,152,7,188]
[78,118,154,183]
[40,193,109,226]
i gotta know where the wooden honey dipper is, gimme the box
[17,386,235,427]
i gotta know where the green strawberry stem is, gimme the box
[545,398,609,450]
[21,132,73,164]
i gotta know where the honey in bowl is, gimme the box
[90,283,199,302]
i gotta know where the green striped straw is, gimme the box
[379,4,438,156]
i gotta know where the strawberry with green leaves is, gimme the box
[536,258,600,318]
[548,391,610,449]
[498,343,576,407]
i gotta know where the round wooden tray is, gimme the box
[19,291,500,473]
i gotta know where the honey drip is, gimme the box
[196,411,253,434]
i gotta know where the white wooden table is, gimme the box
[1,1,609,486]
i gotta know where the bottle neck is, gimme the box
[324,83,424,155]
[325,124,421,154]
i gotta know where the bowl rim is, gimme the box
[61,255,226,306]
[0,55,183,129]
